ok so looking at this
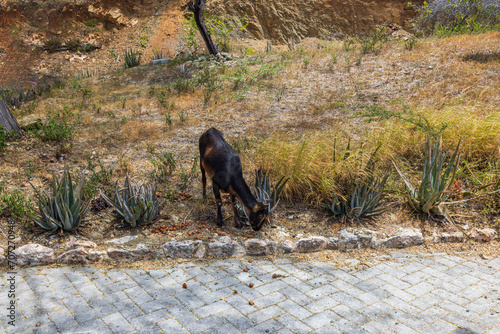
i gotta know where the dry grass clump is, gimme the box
[253,131,383,205]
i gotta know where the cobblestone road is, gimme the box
[1,251,499,334]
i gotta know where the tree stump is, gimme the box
[188,0,219,55]
[0,100,22,136]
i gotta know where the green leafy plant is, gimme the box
[31,170,91,232]
[124,49,141,69]
[0,126,7,152]
[150,152,176,182]
[359,28,387,54]
[2,190,35,220]
[44,39,62,52]
[152,49,164,60]
[30,111,77,142]
[83,18,98,27]
[404,36,418,50]
[324,148,389,222]
[82,153,114,200]
[393,136,460,214]
[102,176,163,227]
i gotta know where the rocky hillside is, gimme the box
[208,0,422,42]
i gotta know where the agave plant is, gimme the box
[124,49,141,69]
[31,170,91,232]
[324,145,388,222]
[324,173,389,222]
[393,136,460,214]
[102,176,163,227]
[238,168,288,223]
[253,168,288,213]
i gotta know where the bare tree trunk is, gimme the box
[0,100,22,136]
[188,0,219,55]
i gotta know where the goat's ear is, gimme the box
[253,204,268,213]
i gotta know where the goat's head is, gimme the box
[249,203,270,231]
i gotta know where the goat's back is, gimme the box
[199,128,242,181]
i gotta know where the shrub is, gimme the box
[102,176,163,227]
[416,0,500,35]
[31,170,91,232]
[0,126,7,152]
[30,111,77,142]
[44,39,61,52]
[83,18,98,27]
[150,152,176,182]
[2,190,35,221]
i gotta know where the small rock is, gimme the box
[468,228,497,243]
[107,245,156,262]
[294,233,303,238]
[13,244,55,267]
[208,238,238,258]
[338,229,359,250]
[65,236,97,250]
[151,58,171,65]
[276,231,290,238]
[436,232,464,243]
[0,247,5,266]
[244,239,277,256]
[162,240,203,259]
[376,228,424,249]
[57,247,103,265]
[279,240,294,254]
[105,235,137,245]
[293,236,327,253]
[327,238,339,250]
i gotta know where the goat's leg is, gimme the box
[213,183,224,227]
[231,194,243,229]
[201,164,207,198]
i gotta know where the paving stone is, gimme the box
[5,252,500,334]
[157,318,190,334]
[102,312,135,333]
[129,309,171,330]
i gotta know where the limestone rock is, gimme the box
[13,244,55,267]
[208,0,414,43]
[105,235,137,245]
[87,5,137,27]
[279,240,294,254]
[433,232,464,243]
[0,247,5,266]
[293,236,327,253]
[65,236,97,250]
[468,228,497,243]
[327,238,339,250]
[338,229,360,250]
[57,247,103,265]
[208,237,239,257]
[244,239,277,256]
[107,244,156,262]
[376,229,424,249]
[162,240,204,259]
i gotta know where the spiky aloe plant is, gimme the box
[324,173,389,222]
[124,49,141,69]
[31,170,91,232]
[324,146,388,222]
[102,176,163,227]
[393,136,460,214]
[238,168,288,223]
[253,168,288,213]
